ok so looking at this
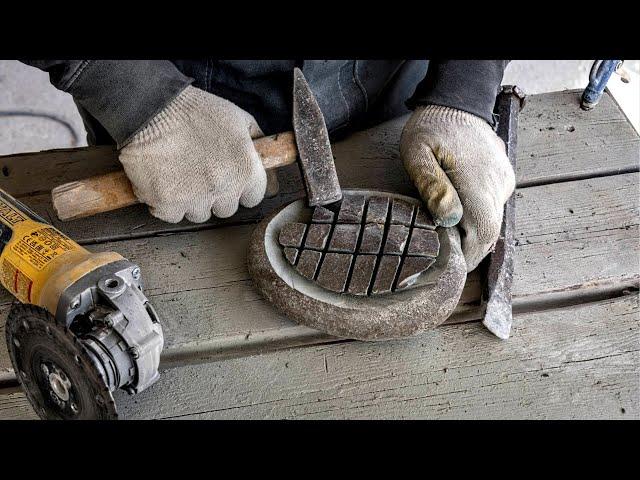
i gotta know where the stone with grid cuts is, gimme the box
[278,193,440,296]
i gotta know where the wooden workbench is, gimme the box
[0,90,638,420]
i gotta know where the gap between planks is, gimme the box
[3,294,637,420]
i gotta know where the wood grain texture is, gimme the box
[117,294,639,420]
[52,170,137,221]
[1,174,637,380]
[4,294,634,420]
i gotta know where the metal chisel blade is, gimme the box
[292,67,343,207]
[482,86,524,340]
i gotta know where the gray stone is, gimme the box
[283,247,299,265]
[359,223,384,254]
[328,224,361,253]
[337,194,365,223]
[296,249,322,280]
[312,206,335,224]
[414,207,435,229]
[316,253,353,293]
[371,256,401,294]
[391,199,414,226]
[384,225,410,255]
[346,255,377,296]
[304,223,331,250]
[279,222,306,248]
[396,257,435,290]
[365,196,389,224]
[408,228,440,257]
[247,193,467,341]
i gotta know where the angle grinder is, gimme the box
[0,189,163,419]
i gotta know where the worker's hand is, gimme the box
[118,85,266,223]
[400,105,515,272]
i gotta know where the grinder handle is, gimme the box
[52,131,298,221]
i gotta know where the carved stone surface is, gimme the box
[337,194,365,223]
[384,225,410,255]
[250,191,467,341]
[328,224,360,253]
[408,228,440,257]
[359,223,384,254]
[296,249,321,280]
[391,199,414,226]
[304,223,331,250]
[366,196,389,224]
[283,247,299,265]
[316,253,353,293]
[277,193,441,296]
[397,256,435,290]
[414,207,435,229]
[347,255,377,296]
[312,206,334,224]
[279,222,306,248]
[371,256,401,294]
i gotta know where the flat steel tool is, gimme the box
[481,85,525,339]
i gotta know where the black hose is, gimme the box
[0,111,80,146]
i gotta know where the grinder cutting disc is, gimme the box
[6,304,117,420]
[248,189,467,341]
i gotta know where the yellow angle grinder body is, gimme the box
[0,189,163,419]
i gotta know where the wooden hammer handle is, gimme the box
[52,131,298,221]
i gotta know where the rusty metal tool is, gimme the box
[481,85,526,340]
[50,68,341,221]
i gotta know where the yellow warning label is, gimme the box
[0,198,27,226]
[1,258,33,303]
[11,227,77,271]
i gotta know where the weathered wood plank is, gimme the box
[115,294,640,420]
[5,294,635,420]
[0,390,38,420]
[1,173,637,381]
[0,90,637,244]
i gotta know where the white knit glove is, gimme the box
[400,105,516,272]
[118,85,267,223]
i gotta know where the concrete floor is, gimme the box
[1,59,638,156]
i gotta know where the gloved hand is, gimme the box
[400,105,516,272]
[118,85,267,223]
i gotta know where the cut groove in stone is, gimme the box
[277,193,441,297]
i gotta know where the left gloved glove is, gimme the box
[400,104,516,272]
